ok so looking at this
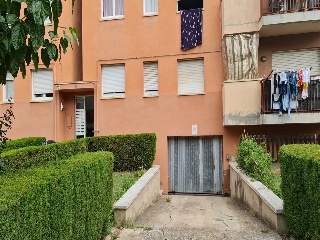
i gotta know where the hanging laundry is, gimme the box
[181,8,203,51]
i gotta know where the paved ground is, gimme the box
[107,195,284,240]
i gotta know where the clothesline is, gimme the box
[266,67,314,80]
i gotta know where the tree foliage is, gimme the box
[0,0,78,84]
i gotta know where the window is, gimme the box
[144,62,158,97]
[3,73,14,102]
[102,0,124,19]
[178,58,204,95]
[44,17,51,25]
[32,69,53,101]
[102,64,125,98]
[178,0,203,11]
[144,0,158,15]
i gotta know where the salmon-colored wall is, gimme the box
[82,1,221,81]
[82,0,230,193]
[0,0,82,141]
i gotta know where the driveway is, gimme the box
[109,195,283,240]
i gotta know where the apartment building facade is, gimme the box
[2,0,320,194]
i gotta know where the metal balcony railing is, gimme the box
[261,76,320,113]
[261,0,320,15]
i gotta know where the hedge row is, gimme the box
[3,137,46,152]
[0,133,156,173]
[0,151,114,240]
[0,139,87,173]
[279,144,320,239]
[86,133,157,171]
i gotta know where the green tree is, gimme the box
[0,0,78,84]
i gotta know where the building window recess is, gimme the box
[32,69,53,101]
[178,0,203,11]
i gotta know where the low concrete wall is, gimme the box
[229,162,287,233]
[114,165,160,225]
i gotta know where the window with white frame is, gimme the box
[144,62,158,97]
[144,0,158,15]
[102,64,125,98]
[102,0,124,19]
[3,73,14,102]
[178,58,204,95]
[32,69,53,101]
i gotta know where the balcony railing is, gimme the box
[261,76,320,113]
[261,0,320,15]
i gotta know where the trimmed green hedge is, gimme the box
[3,137,46,152]
[279,144,320,239]
[0,139,87,173]
[0,133,156,174]
[0,151,114,240]
[86,133,157,172]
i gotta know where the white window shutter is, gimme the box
[178,58,204,95]
[144,62,158,96]
[102,64,125,98]
[272,48,320,74]
[32,69,53,100]
[5,80,14,101]
[4,73,14,102]
[145,0,158,14]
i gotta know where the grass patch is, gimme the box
[113,169,145,203]
[105,169,146,236]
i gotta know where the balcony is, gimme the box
[260,76,320,124]
[260,0,320,37]
[223,77,320,126]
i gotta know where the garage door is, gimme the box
[168,136,222,194]
[272,48,320,74]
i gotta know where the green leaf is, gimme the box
[29,23,45,52]
[63,30,71,43]
[51,0,62,34]
[48,31,59,40]
[6,14,19,25]
[11,22,28,50]
[32,0,51,25]
[32,51,39,71]
[46,43,58,61]
[59,37,68,54]
[0,16,5,23]
[3,39,10,52]
[25,45,32,66]
[69,27,79,45]
[20,62,26,78]
[41,48,50,68]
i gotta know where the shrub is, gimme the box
[3,137,46,152]
[0,151,114,240]
[279,144,320,239]
[236,134,281,198]
[0,133,156,174]
[86,133,157,172]
[0,138,87,173]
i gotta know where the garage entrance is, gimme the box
[168,136,222,194]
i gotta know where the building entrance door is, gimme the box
[75,96,94,138]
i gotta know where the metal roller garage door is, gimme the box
[168,136,222,194]
[272,48,320,74]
